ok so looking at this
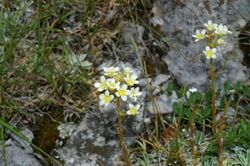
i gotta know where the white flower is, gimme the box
[103,67,120,77]
[186,87,198,98]
[107,78,120,91]
[127,104,140,115]
[128,87,142,101]
[115,84,129,101]
[124,74,139,86]
[215,24,232,36]
[123,67,134,76]
[216,38,224,46]
[192,29,206,42]
[204,20,218,31]
[94,76,109,92]
[203,46,217,59]
[99,91,114,106]
[189,87,198,93]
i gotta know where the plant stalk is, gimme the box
[210,60,217,134]
[210,60,224,166]
[190,108,197,166]
[217,122,223,166]
[116,98,132,166]
[217,102,229,166]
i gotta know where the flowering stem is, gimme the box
[217,120,223,166]
[218,102,229,166]
[190,108,197,166]
[209,60,217,134]
[116,98,132,166]
[210,60,224,166]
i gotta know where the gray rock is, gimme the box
[121,21,145,45]
[150,16,164,27]
[147,92,178,114]
[118,22,146,65]
[56,110,142,166]
[155,0,249,90]
[233,19,247,29]
[216,107,237,124]
[0,129,41,166]
[152,74,171,88]
[139,78,152,87]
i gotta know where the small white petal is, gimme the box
[121,96,127,101]
[94,82,100,88]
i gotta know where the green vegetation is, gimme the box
[0,1,249,166]
[0,0,96,165]
[130,81,250,166]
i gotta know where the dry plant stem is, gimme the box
[217,121,223,166]
[217,102,229,166]
[190,108,197,166]
[132,38,159,138]
[116,98,132,166]
[210,60,217,134]
[202,120,206,135]
[210,60,223,166]
[143,61,159,138]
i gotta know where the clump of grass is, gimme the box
[0,0,103,164]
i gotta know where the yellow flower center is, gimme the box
[108,71,114,76]
[129,108,137,115]
[106,70,118,77]
[206,50,213,58]
[127,79,134,86]
[197,34,204,40]
[101,82,108,89]
[118,89,126,96]
[104,96,111,103]
[114,74,123,82]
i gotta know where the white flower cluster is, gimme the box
[94,66,142,115]
[192,20,232,59]
[186,87,198,98]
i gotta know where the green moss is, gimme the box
[32,107,64,154]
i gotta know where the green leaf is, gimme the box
[242,86,250,99]
[183,106,191,119]
[235,81,242,93]
[187,92,203,106]
[177,86,187,98]
[196,109,204,123]
[205,90,212,104]
[224,81,233,94]
[166,80,174,96]
[203,106,211,118]
[220,96,226,108]
[173,102,182,116]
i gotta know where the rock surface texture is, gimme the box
[0,129,42,166]
[153,0,250,90]
[57,0,250,165]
